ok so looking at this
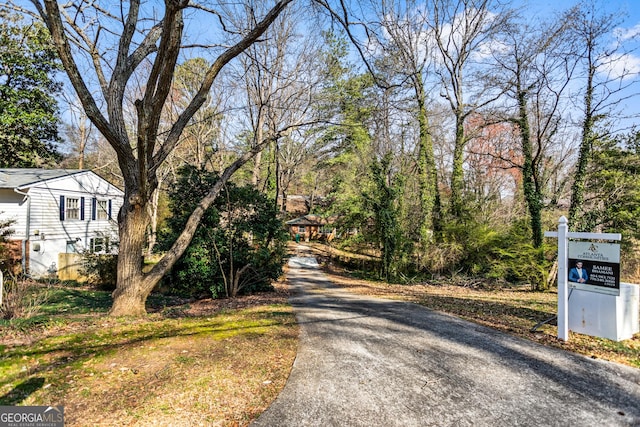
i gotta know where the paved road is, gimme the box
[252,253,640,427]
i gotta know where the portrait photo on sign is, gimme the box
[568,259,589,284]
[567,241,621,296]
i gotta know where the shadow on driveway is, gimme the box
[252,255,640,427]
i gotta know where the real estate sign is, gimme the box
[568,241,621,296]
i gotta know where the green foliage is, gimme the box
[363,153,407,280]
[0,9,62,167]
[80,253,118,291]
[314,32,389,259]
[159,166,288,298]
[431,219,550,290]
[581,131,640,244]
[314,32,376,215]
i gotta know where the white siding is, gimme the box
[0,189,28,239]
[1,171,124,277]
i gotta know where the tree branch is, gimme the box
[36,0,118,149]
[151,0,293,173]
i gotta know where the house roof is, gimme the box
[286,215,329,226]
[0,169,87,189]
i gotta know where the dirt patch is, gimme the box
[183,287,292,317]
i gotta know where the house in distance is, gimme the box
[0,169,123,278]
[286,214,336,242]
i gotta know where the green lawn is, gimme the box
[0,283,297,426]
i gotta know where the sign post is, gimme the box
[545,216,621,341]
[557,217,569,341]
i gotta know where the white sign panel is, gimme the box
[568,241,621,296]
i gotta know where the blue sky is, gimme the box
[520,0,638,22]
[14,0,639,132]
[517,0,640,130]
[518,0,640,77]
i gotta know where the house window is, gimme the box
[298,226,306,233]
[90,237,109,253]
[60,196,85,221]
[97,200,108,220]
[92,198,112,220]
[66,198,80,220]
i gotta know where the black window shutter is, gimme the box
[59,195,65,221]
[80,197,85,220]
[92,198,97,221]
[108,200,112,220]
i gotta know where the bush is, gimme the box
[159,166,289,299]
[81,253,118,291]
[0,274,48,320]
[423,219,551,290]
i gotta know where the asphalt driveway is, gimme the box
[251,253,640,427]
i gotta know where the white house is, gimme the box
[0,169,124,278]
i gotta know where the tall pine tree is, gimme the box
[0,9,62,168]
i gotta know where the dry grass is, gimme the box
[1,243,638,427]
[0,280,298,427]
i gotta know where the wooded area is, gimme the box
[2,0,639,315]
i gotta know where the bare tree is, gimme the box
[23,0,293,316]
[238,6,292,188]
[168,58,226,171]
[463,115,523,222]
[232,2,321,205]
[488,14,576,248]
[567,1,640,230]
[60,92,96,170]
[429,0,510,217]
[316,0,443,243]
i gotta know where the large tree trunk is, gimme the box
[415,78,440,243]
[110,204,151,316]
[449,111,465,218]
[517,90,543,249]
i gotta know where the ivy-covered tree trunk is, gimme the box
[449,110,466,218]
[569,63,595,230]
[415,78,440,243]
[516,90,543,249]
[367,154,404,281]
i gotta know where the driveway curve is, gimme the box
[251,252,640,427]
